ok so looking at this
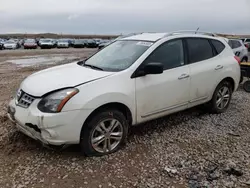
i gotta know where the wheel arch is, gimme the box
[218,77,236,91]
[80,102,133,138]
[242,56,248,62]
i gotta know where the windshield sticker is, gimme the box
[136,41,153,46]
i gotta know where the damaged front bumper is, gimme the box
[7,99,90,146]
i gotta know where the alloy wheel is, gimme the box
[216,86,230,110]
[91,118,123,154]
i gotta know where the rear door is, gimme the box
[186,38,224,107]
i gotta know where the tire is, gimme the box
[241,57,248,63]
[80,109,129,156]
[240,75,244,84]
[243,80,250,92]
[207,81,232,114]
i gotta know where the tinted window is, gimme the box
[186,38,213,63]
[144,39,184,70]
[246,39,250,42]
[231,40,241,49]
[228,40,233,48]
[211,40,225,54]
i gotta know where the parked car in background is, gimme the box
[86,39,98,48]
[24,39,38,49]
[240,38,250,51]
[3,40,18,49]
[39,39,55,49]
[73,39,86,48]
[98,34,138,49]
[9,39,21,48]
[98,40,111,49]
[223,38,248,62]
[68,39,75,47]
[0,39,6,50]
[57,39,70,48]
[7,31,240,156]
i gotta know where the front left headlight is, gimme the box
[38,88,79,113]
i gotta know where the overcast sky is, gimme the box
[1,0,250,35]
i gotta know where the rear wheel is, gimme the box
[80,109,128,156]
[207,81,232,114]
[243,80,250,92]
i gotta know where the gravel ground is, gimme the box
[0,49,250,188]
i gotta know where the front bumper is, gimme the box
[7,99,92,146]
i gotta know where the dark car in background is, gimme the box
[86,39,98,48]
[73,39,86,48]
[0,39,6,50]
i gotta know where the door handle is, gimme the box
[215,65,223,70]
[178,74,190,80]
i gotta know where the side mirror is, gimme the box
[144,62,164,75]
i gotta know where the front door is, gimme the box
[135,39,190,123]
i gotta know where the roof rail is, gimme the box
[163,30,218,37]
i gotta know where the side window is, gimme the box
[186,38,213,63]
[232,40,241,48]
[246,39,250,42]
[144,39,184,70]
[211,39,225,54]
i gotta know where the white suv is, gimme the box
[223,38,248,62]
[8,31,240,156]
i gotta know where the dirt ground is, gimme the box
[1,49,250,188]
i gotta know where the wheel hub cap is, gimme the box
[216,86,230,110]
[91,118,123,153]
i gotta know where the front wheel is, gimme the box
[80,110,129,156]
[207,81,232,114]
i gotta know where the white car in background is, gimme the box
[222,38,248,62]
[39,39,55,49]
[3,40,18,49]
[241,38,250,49]
[57,39,69,48]
[8,31,240,156]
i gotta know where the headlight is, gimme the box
[38,88,79,113]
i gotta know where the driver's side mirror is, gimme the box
[144,62,163,75]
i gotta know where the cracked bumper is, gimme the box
[7,99,92,145]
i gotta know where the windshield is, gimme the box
[84,40,152,72]
[40,39,51,43]
[75,39,85,43]
[58,39,68,42]
[6,41,15,44]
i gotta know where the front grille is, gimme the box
[16,90,35,108]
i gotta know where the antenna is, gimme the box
[195,27,200,34]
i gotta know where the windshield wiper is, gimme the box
[83,63,103,71]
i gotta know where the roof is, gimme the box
[120,31,219,42]
[121,33,168,42]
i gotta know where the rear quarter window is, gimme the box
[186,38,214,63]
[210,39,225,54]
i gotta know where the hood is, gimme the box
[40,42,53,45]
[21,62,114,96]
[4,43,16,46]
[58,42,69,45]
